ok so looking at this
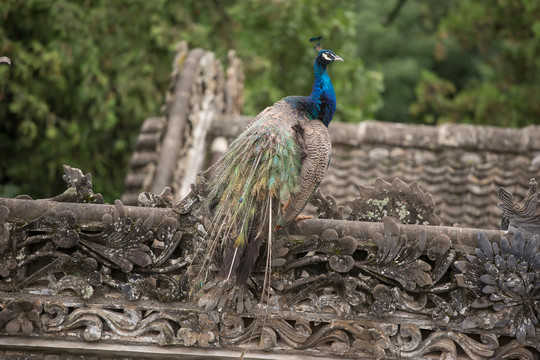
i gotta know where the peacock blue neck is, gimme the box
[307,61,336,127]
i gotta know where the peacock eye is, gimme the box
[322,52,332,61]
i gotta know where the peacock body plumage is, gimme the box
[199,41,342,289]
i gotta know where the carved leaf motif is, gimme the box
[429,294,452,326]
[222,316,360,354]
[79,201,153,272]
[359,217,432,291]
[56,274,99,299]
[43,305,175,345]
[371,284,395,316]
[176,311,219,348]
[329,254,354,273]
[15,251,98,289]
[41,303,68,329]
[16,210,79,249]
[259,326,278,351]
[371,284,428,317]
[328,233,357,273]
[220,313,245,341]
[284,229,359,281]
[397,324,422,352]
[352,322,398,358]
[310,294,352,317]
[295,324,350,351]
[152,274,182,302]
[428,234,455,285]
[0,300,42,334]
[44,306,104,341]
[117,273,181,302]
[284,273,344,308]
[494,341,538,360]
[174,172,208,214]
[138,187,174,208]
[392,287,427,312]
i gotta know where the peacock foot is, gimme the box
[275,214,313,230]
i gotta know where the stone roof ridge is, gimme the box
[1,165,539,359]
[330,120,540,153]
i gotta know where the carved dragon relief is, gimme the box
[0,168,539,359]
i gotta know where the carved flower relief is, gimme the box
[177,312,218,347]
[370,284,395,317]
[320,228,357,273]
[454,230,540,343]
[351,323,398,359]
[0,300,42,334]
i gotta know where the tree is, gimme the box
[0,1,222,200]
[411,0,540,126]
[0,0,384,201]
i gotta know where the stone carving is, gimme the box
[310,177,441,225]
[138,187,174,208]
[310,188,344,220]
[499,177,540,236]
[0,168,539,359]
[455,229,540,343]
[0,173,194,304]
[348,178,440,225]
[49,165,104,203]
[0,300,42,334]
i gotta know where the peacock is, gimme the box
[196,37,342,298]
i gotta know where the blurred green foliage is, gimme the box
[411,0,540,127]
[0,0,538,201]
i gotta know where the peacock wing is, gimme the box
[205,101,303,241]
[282,119,331,225]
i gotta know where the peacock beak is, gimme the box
[334,55,343,62]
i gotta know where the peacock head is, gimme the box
[315,50,343,68]
[310,36,343,69]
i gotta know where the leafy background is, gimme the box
[1,0,539,202]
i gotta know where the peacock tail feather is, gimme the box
[200,105,303,285]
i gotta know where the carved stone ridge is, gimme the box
[0,169,539,359]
